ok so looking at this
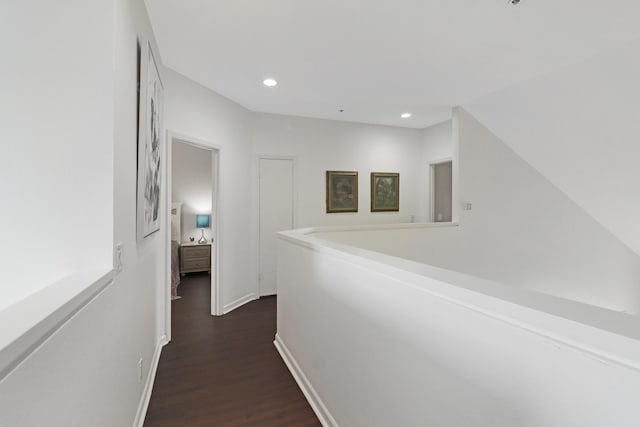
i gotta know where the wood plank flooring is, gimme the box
[144,273,321,427]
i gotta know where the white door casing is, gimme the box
[166,132,222,345]
[430,159,453,222]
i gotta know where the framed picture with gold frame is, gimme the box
[326,171,358,213]
[371,172,399,212]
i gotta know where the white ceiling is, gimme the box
[145,0,640,128]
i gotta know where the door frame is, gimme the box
[165,131,222,342]
[429,157,452,222]
[256,155,296,298]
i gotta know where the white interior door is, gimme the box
[259,158,294,296]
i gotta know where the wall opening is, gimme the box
[430,160,452,222]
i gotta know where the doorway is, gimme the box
[258,157,294,296]
[165,133,220,342]
[430,160,452,222]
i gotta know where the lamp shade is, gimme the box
[196,214,210,228]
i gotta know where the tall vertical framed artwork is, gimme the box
[137,38,164,241]
[326,171,358,213]
[371,172,399,212]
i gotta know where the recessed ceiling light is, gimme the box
[401,113,412,118]
[263,78,277,87]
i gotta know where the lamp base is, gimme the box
[198,228,208,244]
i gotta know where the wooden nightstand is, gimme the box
[180,243,211,275]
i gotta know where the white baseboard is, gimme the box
[133,335,168,427]
[274,334,338,427]
[223,293,257,314]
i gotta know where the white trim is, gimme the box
[451,107,461,222]
[166,131,222,332]
[428,157,452,222]
[274,334,338,427]
[211,149,222,316]
[133,335,168,427]
[0,268,114,380]
[428,156,453,166]
[288,222,458,236]
[164,131,173,341]
[256,155,297,297]
[168,131,224,152]
[223,293,257,314]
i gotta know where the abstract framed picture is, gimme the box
[326,171,358,213]
[137,38,164,241]
[371,172,399,212]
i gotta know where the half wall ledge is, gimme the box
[276,223,640,427]
[0,268,114,380]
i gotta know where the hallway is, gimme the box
[144,273,321,426]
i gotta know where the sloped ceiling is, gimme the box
[145,0,640,128]
[466,39,640,256]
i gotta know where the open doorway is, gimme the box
[430,159,452,222]
[165,133,220,342]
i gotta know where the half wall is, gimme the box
[276,224,640,427]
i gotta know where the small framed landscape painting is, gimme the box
[371,172,399,212]
[326,171,358,213]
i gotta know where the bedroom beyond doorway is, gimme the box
[166,134,220,341]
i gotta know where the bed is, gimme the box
[171,203,182,299]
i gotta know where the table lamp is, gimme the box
[196,214,210,244]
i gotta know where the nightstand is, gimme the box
[180,243,211,275]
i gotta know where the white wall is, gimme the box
[422,120,453,221]
[172,142,213,243]
[422,119,452,162]
[465,39,640,257]
[161,91,436,308]
[251,113,427,226]
[276,230,640,427]
[456,108,640,312]
[0,0,167,425]
[0,0,114,311]
[313,109,640,313]
[163,69,257,309]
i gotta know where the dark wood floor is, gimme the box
[144,273,321,427]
